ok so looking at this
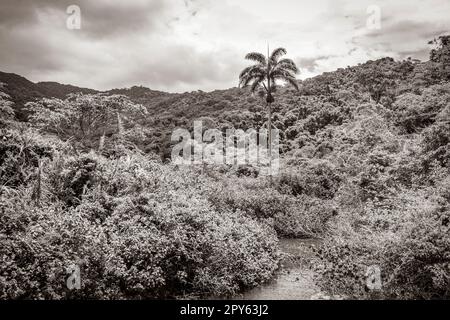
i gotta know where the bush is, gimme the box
[421,104,450,169]
[380,207,450,299]
[392,84,450,133]
[0,93,15,127]
[99,191,280,298]
[276,160,341,199]
[273,195,335,238]
[49,154,99,207]
[314,188,450,299]
[0,128,61,188]
[0,153,281,299]
[313,236,379,298]
[0,192,107,299]
[207,176,334,238]
[302,103,350,135]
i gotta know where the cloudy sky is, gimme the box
[0,0,449,92]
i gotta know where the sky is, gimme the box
[0,0,449,92]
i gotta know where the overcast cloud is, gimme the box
[0,0,449,92]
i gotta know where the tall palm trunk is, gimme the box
[267,45,273,178]
[239,46,299,178]
[268,102,272,177]
[266,44,272,178]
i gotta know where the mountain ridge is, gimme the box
[0,71,175,120]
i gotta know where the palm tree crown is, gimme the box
[239,47,299,103]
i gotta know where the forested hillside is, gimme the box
[1,36,449,299]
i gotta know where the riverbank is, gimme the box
[230,238,340,300]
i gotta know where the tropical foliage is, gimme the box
[1,37,449,299]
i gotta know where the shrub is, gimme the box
[0,93,15,127]
[276,160,341,199]
[0,192,107,299]
[380,207,450,299]
[273,195,335,238]
[302,103,350,135]
[98,191,280,298]
[314,188,450,299]
[49,153,99,207]
[313,236,380,298]
[0,128,60,188]
[0,153,281,299]
[391,84,450,133]
[421,104,450,169]
[207,177,334,238]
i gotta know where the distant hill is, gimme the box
[107,85,171,99]
[1,51,447,161]
[0,71,98,120]
[0,71,181,120]
[36,81,98,99]
[0,55,441,132]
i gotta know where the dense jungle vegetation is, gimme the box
[0,36,449,299]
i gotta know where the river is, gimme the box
[233,238,327,300]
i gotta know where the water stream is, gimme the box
[233,238,325,300]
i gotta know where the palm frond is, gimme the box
[239,65,265,79]
[275,58,299,74]
[239,66,254,79]
[270,48,287,62]
[240,73,261,88]
[269,69,299,91]
[250,77,265,93]
[245,52,266,65]
[239,65,265,88]
[283,75,300,91]
[239,75,253,88]
[270,68,293,80]
[240,47,298,96]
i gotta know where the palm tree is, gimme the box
[239,47,299,175]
